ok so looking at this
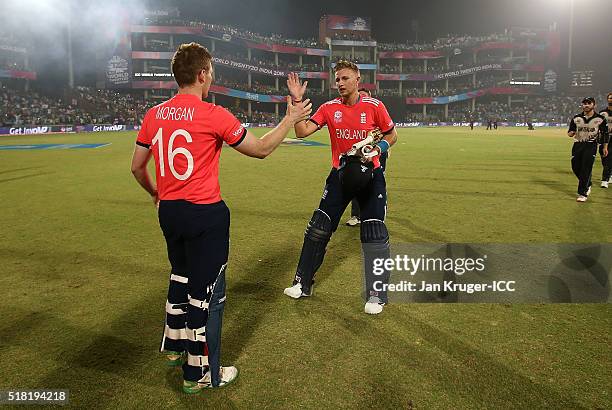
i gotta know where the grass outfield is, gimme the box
[0,127,610,409]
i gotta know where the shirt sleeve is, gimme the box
[136,109,153,148]
[213,106,247,146]
[568,117,577,133]
[599,117,609,144]
[309,104,327,129]
[374,101,395,134]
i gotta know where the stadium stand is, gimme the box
[3,15,599,129]
[1,82,604,127]
[378,32,514,51]
[0,84,284,126]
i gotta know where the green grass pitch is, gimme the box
[0,127,610,409]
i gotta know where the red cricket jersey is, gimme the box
[309,96,394,168]
[136,94,246,204]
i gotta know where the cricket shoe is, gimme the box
[576,195,588,203]
[183,366,239,393]
[165,351,186,367]
[587,186,592,196]
[601,180,609,188]
[283,282,313,299]
[345,216,361,226]
[364,296,385,315]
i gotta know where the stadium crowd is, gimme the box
[410,95,597,124]
[143,16,323,49]
[213,51,325,72]
[1,82,606,128]
[0,86,147,126]
[0,85,284,126]
[214,74,327,96]
[379,75,505,97]
[378,32,514,52]
[140,16,520,55]
[378,57,505,74]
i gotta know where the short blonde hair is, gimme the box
[334,60,359,74]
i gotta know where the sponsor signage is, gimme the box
[326,15,371,32]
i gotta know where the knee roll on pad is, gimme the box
[305,209,333,242]
[360,219,389,244]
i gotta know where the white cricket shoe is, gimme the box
[587,186,591,196]
[183,366,238,393]
[601,181,609,188]
[576,195,588,202]
[364,296,385,315]
[284,283,308,299]
[345,216,360,226]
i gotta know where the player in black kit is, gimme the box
[567,97,609,202]
[598,92,612,188]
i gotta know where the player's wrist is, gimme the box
[282,114,296,125]
[376,140,390,154]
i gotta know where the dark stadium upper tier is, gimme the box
[131,22,557,58]
[132,51,329,78]
[131,25,330,56]
[132,50,544,81]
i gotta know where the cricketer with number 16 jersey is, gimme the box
[136,93,246,204]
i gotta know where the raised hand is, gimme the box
[286,96,313,124]
[287,72,308,101]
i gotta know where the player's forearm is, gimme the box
[600,126,610,144]
[383,130,398,147]
[568,131,576,138]
[257,115,293,158]
[132,168,157,196]
[294,119,311,138]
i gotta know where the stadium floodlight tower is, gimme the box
[319,15,377,96]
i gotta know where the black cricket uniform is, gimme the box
[599,108,612,182]
[350,151,388,218]
[568,112,609,196]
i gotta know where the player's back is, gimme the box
[137,93,245,204]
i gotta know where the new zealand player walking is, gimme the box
[131,42,311,392]
[598,92,612,188]
[567,97,609,202]
[283,61,398,314]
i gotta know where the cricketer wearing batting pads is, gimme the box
[283,61,398,315]
[567,97,609,202]
[131,42,311,392]
[346,88,390,227]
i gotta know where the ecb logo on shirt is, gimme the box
[360,112,366,124]
[334,111,343,123]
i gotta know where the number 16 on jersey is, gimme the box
[152,128,194,181]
